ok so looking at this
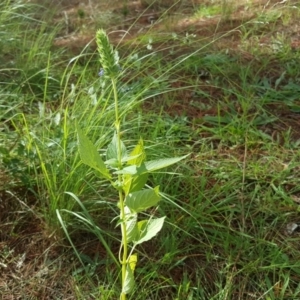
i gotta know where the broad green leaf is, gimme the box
[106,156,143,168]
[125,186,161,213]
[104,158,119,168]
[124,206,138,243]
[135,217,166,245]
[106,132,127,161]
[76,125,111,179]
[115,162,147,176]
[128,173,148,193]
[114,165,138,175]
[123,154,143,163]
[144,155,189,172]
[123,175,132,196]
[122,139,147,194]
[127,138,145,166]
[122,264,135,294]
[123,173,149,195]
[126,222,139,243]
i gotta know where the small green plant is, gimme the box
[73,29,187,299]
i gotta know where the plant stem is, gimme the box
[112,78,122,168]
[119,187,127,300]
[112,78,128,300]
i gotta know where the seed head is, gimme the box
[96,29,120,79]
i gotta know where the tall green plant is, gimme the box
[75,29,187,299]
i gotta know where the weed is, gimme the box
[58,29,187,300]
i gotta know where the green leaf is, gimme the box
[144,155,189,172]
[76,124,111,179]
[125,186,161,213]
[122,264,135,294]
[123,173,149,195]
[128,173,148,193]
[106,132,127,161]
[128,253,138,274]
[127,138,145,166]
[122,139,147,194]
[114,165,138,175]
[104,158,119,168]
[124,206,138,243]
[135,217,166,245]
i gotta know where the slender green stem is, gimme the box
[111,78,128,300]
[119,189,127,300]
[112,78,122,168]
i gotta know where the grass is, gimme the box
[1,0,300,299]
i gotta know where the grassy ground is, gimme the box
[1,0,300,299]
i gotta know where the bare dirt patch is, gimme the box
[0,189,76,299]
